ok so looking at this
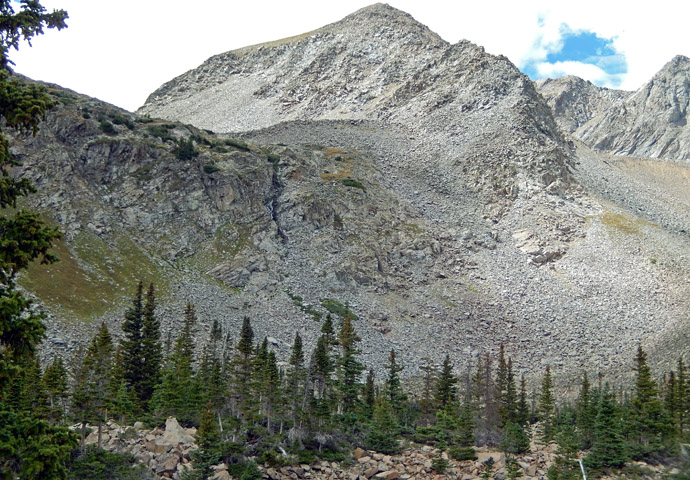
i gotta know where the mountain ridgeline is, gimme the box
[13,3,690,385]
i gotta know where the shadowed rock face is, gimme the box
[13,5,690,384]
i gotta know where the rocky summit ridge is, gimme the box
[12,4,690,385]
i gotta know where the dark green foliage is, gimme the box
[431,456,449,473]
[341,178,365,190]
[0,5,75,475]
[182,408,220,480]
[43,357,69,424]
[480,457,496,480]
[337,315,364,414]
[139,284,161,407]
[365,397,400,454]
[539,365,555,443]
[151,303,200,425]
[585,387,628,472]
[203,163,220,174]
[627,344,676,459]
[98,119,115,134]
[435,355,458,409]
[146,124,173,141]
[173,137,198,160]
[109,113,134,130]
[224,138,250,151]
[506,457,524,479]
[501,422,530,454]
[575,372,596,449]
[66,446,153,479]
[320,299,358,321]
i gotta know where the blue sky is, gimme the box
[10,1,690,110]
[522,25,628,88]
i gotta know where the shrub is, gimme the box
[173,138,198,160]
[146,124,173,141]
[203,164,220,174]
[224,138,250,151]
[99,119,115,134]
[110,113,135,130]
[342,178,365,190]
[67,446,153,479]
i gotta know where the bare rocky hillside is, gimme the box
[13,3,690,385]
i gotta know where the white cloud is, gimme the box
[535,61,625,88]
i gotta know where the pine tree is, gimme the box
[183,407,221,480]
[0,2,76,476]
[229,316,256,422]
[151,303,200,425]
[435,354,458,409]
[363,368,376,414]
[517,374,530,426]
[140,283,161,407]
[627,344,675,459]
[677,357,687,435]
[42,356,68,425]
[539,365,555,443]
[450,399,477,461]
[287,332,307,426]
[575,372,596,449]
[547,422,581,480]
[475,352,501,447]
[365,397,400,454]
[71,322,114,448]
[336,315,364,415]
[585,386,628,472]
[120,281,145,408]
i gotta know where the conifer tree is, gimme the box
[517,374,530,426]
[151,303,200,425]
[229,316,256,421]
[450,398,478,461]
[475,352,501,446]
[336,315,364,415]
[140,283,161,406]
[677,357,687,435]
[575,372,596,449]
[419,358,436,423]
[71,323,114,448]
[365,397,400,454]
[363,368,376,415]
[539,365,555,443]
[0,2,77,476]
[627,344,675,459]
[585,387,628,472]
[42,356,68,425]
[287,332,307,425]
[435,354,458,409]
[120,281,145,408]
[502,358,518,425]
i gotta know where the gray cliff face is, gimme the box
[536,76,630,133]
[12,5,690,382]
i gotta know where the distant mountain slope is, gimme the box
[538,56,690,162]
[536,76,630,133]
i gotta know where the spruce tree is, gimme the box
[363,368,376,415]
[229,316,256,421]
[0,2,77,476]
[71,323,114,448]
[517,374,530,426]
[336,315,364,415]
[575,372,596,449]
[365,397,400,454]
[151,303,200,426]
[120,281,145,408]
[287,332,307,425]
[140,283,161,406]
[539,365,555,443]
[42,356,68,425]
[677,357,687,435]
[435,354,458,409]
[627,344,675,459]
[585,387,628,472]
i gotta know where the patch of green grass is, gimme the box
[286,289,323,321]
[20,231,169,320]
[320,298,358,321]
[203,163,220,174]
[224,138,250,151]
[342,178,365,190]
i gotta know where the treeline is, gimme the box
[5,282,690,479]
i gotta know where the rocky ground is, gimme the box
[81,418,674,480]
